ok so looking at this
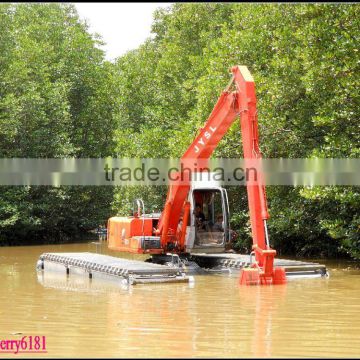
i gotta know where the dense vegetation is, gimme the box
[0,3,359,259]
[0,3,118,243]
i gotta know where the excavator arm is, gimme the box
[157,65,286,285]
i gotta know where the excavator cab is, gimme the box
[185,181,231,253]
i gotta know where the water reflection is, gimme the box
[0,242,359,357]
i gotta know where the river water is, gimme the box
[1,242,359,358]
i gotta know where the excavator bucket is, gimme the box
[239,268,260,286]
[272,267,287,285]
[239,266,287,286]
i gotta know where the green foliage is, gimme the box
[300,186,360,258]
[112,3,360,259]
[112,186,166,216]
[1,3,359,259]
[0,3,117,244]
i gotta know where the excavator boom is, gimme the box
[107,65,286,285]
[157,65,286,285]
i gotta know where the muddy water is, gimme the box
[1,242,359,358]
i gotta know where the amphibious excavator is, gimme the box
[37,66,327,286]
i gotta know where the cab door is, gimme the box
[190,188,230,253]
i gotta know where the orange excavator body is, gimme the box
[107,65,286,285]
